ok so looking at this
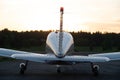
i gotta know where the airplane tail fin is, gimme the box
[58,7,64,55]
[60,7,64,32]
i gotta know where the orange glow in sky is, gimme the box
[0,0,120,33]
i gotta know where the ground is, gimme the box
[0,60,120,80]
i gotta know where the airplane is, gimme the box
[0,7,120,76]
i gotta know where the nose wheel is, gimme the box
[56,65,61,73]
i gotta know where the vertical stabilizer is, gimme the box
[60,7,64,32]
[58,7,64,56]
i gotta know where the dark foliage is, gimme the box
[0,28,120,51]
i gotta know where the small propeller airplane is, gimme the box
[0,7,120,76]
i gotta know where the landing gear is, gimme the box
[91,63,99,76]
[19,61,28,74]
[56,65,61,73]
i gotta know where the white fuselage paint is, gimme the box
[46,32,74,58]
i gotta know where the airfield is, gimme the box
[0,59,120,80]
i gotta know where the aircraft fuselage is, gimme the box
[46,32,74,58]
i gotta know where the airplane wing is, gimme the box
[0,48,110,63]
[89,52,120,61]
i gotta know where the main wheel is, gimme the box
[92,65,99,76]
[19,61,28,75]
[20,68,25,74]
[19,63,26,75]
[91,63,99,76]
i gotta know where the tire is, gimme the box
[57,67,61,73]
[20,68,25,75]
[19,64,25,75]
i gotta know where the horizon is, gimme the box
[1,28,120,34]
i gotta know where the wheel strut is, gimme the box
[19,61,28,74]
[91,63,99,76]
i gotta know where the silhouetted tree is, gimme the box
[0,28,120,52]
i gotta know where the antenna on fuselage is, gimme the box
[58,7,64,56]
[60,7,64,32]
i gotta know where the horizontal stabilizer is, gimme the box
[89,52,120,61]
[0,48,113,63]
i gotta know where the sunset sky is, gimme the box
[0,0,120,33]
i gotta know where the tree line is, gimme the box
[0,28,120,51]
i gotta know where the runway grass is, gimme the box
[0,57,15,62]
